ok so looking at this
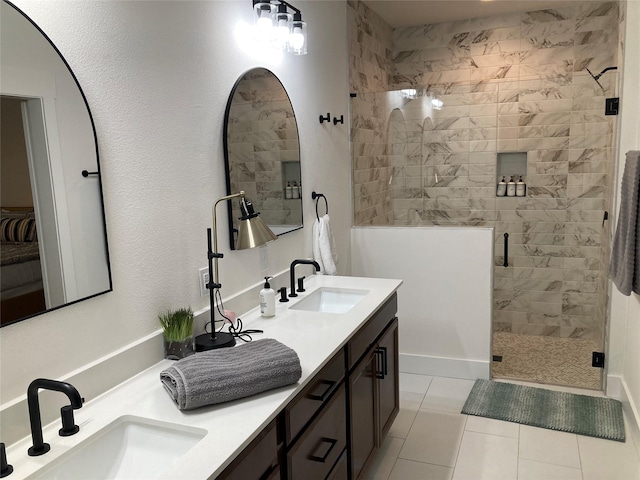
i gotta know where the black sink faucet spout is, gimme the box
[27,379,83,456]
[289,259,320,298]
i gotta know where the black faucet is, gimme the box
[1,443,12,478]
[27,379,83,456]
[289,259,320,298]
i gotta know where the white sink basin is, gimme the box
[28,415,207,480]
[290,287,368,313]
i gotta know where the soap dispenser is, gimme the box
[506,176,516,197]
[516,176,526,197]
[260,276,275,317]
[496,176,507,196]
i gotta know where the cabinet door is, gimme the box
[377,319,399,441]
[348,351,377,480]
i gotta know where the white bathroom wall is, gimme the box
[351,226,494,379]
[0,0,351,406]
[607,0,640,455]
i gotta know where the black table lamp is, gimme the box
[195,191,277,351]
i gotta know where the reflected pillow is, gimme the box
[0,217,37,242]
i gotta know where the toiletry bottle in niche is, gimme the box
[285,182,293,199]
[260,276,275,317]
[516,176,526,197]
[292,181,300,199]
[496,176,507,196]
[506,176,516,197]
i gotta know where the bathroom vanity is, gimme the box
[220,292,398,480]
[6,275,401,480]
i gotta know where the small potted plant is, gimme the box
[158,307,195,360]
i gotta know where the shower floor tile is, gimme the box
[491,332,602,389]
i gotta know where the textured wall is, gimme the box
[0,0,351,405]
[348,0,394,225]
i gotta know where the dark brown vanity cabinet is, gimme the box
[217,418,281,480]
[216,293,398,480]
[286,385,347,480]
[284,349,347,480]
[347,296,399,480]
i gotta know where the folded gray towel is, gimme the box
[160,338,302,410]
[609,150,640,296]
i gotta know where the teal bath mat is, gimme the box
[462,379,625,442]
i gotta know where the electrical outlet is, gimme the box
[199,268,209,297]
[260,246,269,271]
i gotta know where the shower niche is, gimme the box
[496,152,527,197]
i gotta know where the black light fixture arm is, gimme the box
[279,0,301,15]
[253,0,300,14]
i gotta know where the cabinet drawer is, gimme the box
[347,293,397,370]
[326,449,348,480]
[218,419,279,480]
[287,385,346,480]
[284,349,345,444]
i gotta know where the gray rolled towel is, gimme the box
[160,338,302,410]
[609,150,640,296]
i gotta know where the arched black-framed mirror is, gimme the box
[223,68,303,250]
[1,0,112,326]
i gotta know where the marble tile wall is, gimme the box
[348,2,620,344]
[348,0,394,225]
[226,70,301,226]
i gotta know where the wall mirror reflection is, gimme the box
[223,68,302,250]
[1,0,112,326]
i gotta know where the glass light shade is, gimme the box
[274,10,292,48]
[287,18,307,55]
[254,2,275,42]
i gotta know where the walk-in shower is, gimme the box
[348,0,621,389]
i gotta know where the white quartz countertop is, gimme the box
[8,275,402,480]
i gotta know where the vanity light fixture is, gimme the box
[195,192,277,351]
[252,0,308,55]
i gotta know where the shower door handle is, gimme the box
[503,233,509,267]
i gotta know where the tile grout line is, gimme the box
[575,433,586,480]
[451,414,469,479]
[384,438,405,480]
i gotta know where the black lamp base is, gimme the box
[194,331,236,351]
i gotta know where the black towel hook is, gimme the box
[312,191,328,221]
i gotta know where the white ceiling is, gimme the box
[362,0,600,28]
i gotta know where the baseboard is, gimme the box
[607,374,640,457]
[400,353,490,380]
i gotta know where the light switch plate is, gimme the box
[199,268,209,297]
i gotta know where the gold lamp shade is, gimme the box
[237,215,277,249]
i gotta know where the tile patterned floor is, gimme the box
[492,332,602,390]
[365,374,640,480]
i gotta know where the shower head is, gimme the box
[590,66,618,81]
[586,66,618,93]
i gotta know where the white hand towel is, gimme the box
[609,150,640,296]
[313,214,338,275]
